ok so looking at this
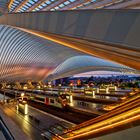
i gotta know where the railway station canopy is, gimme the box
[0,0,140,82]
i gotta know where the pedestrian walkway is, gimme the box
[68,100,103,115]
[1,102,74,140]
[0,106,30,140]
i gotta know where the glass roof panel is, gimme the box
[64,1,70,5]
[29,0,35,4]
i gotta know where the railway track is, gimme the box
[0,90,98,124]
[28,100,98,124]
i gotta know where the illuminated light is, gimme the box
[21,93,25,97]
[103,105,116,111]
[70,95,73,103]
[65,110,140,140]
[8,0,15,10]
[69,83,74,88]
[121,96,127,100]
[66,99,140,131]
[92,90,95,98]
[129,92,136,96]
[48,85,52,88]
[64,88,68,92]
[96,88,99,93]
[23,86,27,90]
[58,84,62,87]
[106,87,109,94]
[115,86,117,91]
[24,104,28,115]
[21,92,24,100]
[106,95,110,99]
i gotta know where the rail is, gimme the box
[59,107,140,140]
[52,93,140,139]
[61,93,140,133]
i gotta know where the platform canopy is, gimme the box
[0,25,139,82]
[8,0,140,13]
[47,55,139,81]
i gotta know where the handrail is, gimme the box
[60,107,140,140]
[62,93,140,133]
[0,116,15,140]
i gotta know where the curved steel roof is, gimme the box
[47,55,138,80]
[0,0,9,13]
[0,25,83,82]
[1,1,139,14]
[0,25,139,82]
[8,0,140,13]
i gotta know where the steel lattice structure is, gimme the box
[0,25,138,82]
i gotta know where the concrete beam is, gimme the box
[0,10,140,69]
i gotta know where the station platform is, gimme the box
[0,102,74,140]
[72,95,119,104]
[68,100,103,116]
[0,105,30,140]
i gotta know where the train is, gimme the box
[3,89,71,109]
[27,92,70,108]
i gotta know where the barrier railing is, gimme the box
[0,116,15,140]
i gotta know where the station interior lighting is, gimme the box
[24,104,28,115]
[21,93,24,97]
[106,87,110,94]
[23,86,27,90]
[69,95,73,103]
[58,84,62,87]
[21,93,25,100]
[37,85,41,89]
[92,90,95,98]
[96,88,99,93]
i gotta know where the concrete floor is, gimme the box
[0,103,74,140]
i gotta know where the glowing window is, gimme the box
[29,0,35,5]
